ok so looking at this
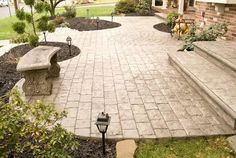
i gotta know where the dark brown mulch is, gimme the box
[0,42,80,98]
[15,139,116,158]
[153,23,171,33]
[71,139,116,158]
[124,12,155,16]
[65,17,121,31]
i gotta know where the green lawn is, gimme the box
[56,6,115,17]
[0,6,115,40]
[135,137,235,158]
[0,16,18,40]
[94,0,118,4]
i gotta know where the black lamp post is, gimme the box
[95,112,111,155]
[43,31,47,43]
[87,9,89,19]
[96,17,99,30]
[66,36,72,56]
[111,12,114,22]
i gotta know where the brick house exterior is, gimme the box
[195,1,236,38]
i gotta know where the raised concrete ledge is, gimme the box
[193,41,236,78]
[168,51,236,129]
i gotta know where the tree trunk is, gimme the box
[30,6,36,35]
[50,9,55,17]
[13,0,18,11]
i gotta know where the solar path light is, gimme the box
[66,36,72,56]
[95,112,111,155]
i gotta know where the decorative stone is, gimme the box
[116,140,137,158]
[227,135,236,153]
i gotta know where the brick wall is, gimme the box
[195,1,236,39]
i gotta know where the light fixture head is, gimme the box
[95,112,111,133]
[66,36,72,45]
[96,17,100,23]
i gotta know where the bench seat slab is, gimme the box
[17,46,61,72]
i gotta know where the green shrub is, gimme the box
[180,23,228,51]
[166,11,178,25]
[0,89,79,157]
[37,15,49,31]
[10,33,29,43]
[62,6,77,18]
[47,22,56,32]
[34,2,46,13]
[24,0,35,6]
[135,0,151,15]
[12,0,56,47]
[16,8,25,20]
[115,0,136,14]
[12,22,26,34]
[25,13,33,23]
[28,34,39,47]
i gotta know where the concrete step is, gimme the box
[168,51,236,129]
[193,41,236,78]
[154,12,166,20]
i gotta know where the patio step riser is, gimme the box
[169,55,236,130]
[194,43,236,78]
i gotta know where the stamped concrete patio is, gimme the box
[17,16,235,138]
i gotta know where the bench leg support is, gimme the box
[23,69,52,96]
[49,54,60,78]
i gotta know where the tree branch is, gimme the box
[54,0,65,7]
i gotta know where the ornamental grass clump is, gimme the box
[0,89,79,158]
[62,6,77,18]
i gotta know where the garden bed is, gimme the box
[15,138,116,158]
[72,139,116,158]
[65,17,121,31]
[0,41,80,98]
[123,12,155,16]
[153,23,171,33]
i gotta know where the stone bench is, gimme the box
[17,46,61,96]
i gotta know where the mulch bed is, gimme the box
[65,17,121,31]
[124,12,155,16]
[15,139,116,158]
[0,41,80,99]
[153,23,171,33]
[72,139,116,158]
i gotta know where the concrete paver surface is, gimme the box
[18,16,236,138]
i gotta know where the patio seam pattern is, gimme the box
[16,16,235,138]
